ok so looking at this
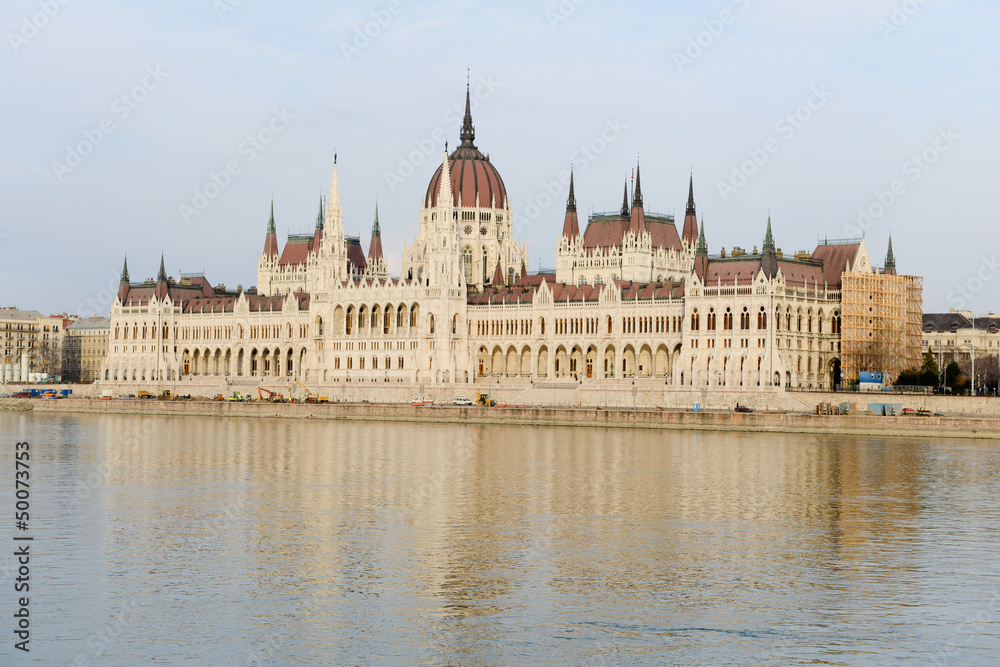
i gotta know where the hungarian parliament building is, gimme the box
[103,87,921,391]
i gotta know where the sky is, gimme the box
[1,0,997,317]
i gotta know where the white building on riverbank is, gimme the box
[101,85,919,394]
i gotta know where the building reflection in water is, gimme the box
[21,412,1000,665]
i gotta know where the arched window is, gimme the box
[540,317,546,335]
[429,314,435,334]
[316,317,324,336]
[607,315,613,334]
[707,309,716,331]
[691,310,700,331]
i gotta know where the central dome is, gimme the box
[424,88,507,210]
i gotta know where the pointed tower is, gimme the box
[263,200,279,257]
[761,215,779,280]
[460,78,476,149]
[326,155,343,237]
[492,259,504,286]
[313,195,325,246]
[681,173,699,248]
[366,201,387,280]
[561,169,581,239]
[117,256,130,302]
[884,235,896,275]
[693,217,710,282]
[155,253,169,300]
[628,161,646,235]
[620,180,630,218]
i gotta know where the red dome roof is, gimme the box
[424,144,507,209]
[424,85,507,210]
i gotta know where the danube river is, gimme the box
[3,412,998,665]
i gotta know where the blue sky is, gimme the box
[1,0,997,315]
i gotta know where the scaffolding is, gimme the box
[841,271,922,383]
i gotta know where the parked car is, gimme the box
[453,396,474,406]
[12,392,30,399]
[734,403,754,413]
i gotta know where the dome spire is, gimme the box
[460,73,476,148]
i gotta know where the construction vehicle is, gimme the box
[158,390,175,401]
[292,381,329,404]
[137,390,153,399]
[258,387,287,403]
[476,392,496,407]
[213,394,225,401]
[228,392,246,402]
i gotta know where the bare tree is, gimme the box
[34,339,62,378]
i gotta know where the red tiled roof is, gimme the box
[810,243,860,289]
[278,238,313,266]
[425,145,507,209]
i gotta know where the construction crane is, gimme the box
[292,381,329,404]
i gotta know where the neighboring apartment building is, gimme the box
[0,308,68,381]
[63,317,112,383]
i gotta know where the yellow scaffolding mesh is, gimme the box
[841,272,922,383]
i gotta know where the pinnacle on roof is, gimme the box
[620,180,630,217]
[681,173,699,246]
[885,234,896,273]
[561,168,581,239]
[267,199,276,234]
[315,196,324,231]
[762,214,775,254]
[696,217,708,256]
[492,259,504,285]
[632,161,643,208]
[566,168,577,213]
[372,200,381,238]
[459,77,476,148]
[120,256,129,284]
[157,253,167,282]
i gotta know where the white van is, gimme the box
[98,390,114,400]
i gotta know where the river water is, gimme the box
[1,412,998,665]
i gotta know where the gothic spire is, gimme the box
[315,195,324,231]
[459,76,476,148]
[120,256,129,284]
[620,179,630,217]
[696,217,708,256]
[157,253,167,282]
[632,161,643,208]
[267,199,276,234]
[368,200,384,264]
[681,173,699,246]
[885,234,896,274]
[561,168,580,239]
[372,200,381,238]
[763,214,775,253]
